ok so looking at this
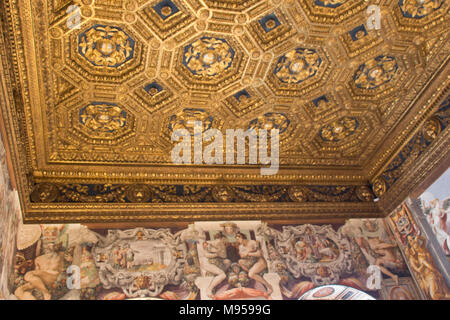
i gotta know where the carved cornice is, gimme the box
[0,0,37,213]
[366,57,449,179]
[378,121,450,214]
[23,201,383,224]
[29,183,376,203]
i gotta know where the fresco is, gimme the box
[416,168,450,256]
[93,228,187,299]
[388,204,450,299]
[2,217,433,300]
[194,221,279,300]
[263,219,413,300]
[0,138,22,300]
[0,145,445,302]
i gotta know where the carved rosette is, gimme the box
[274,48,322,84]
[69,22,145,82]
[168,108,214,137]
[372,177,387,198]
[79,104,127,134]
[354,56,399,90]
[183,37,235,77]
[422,116,441,141]
[69,102,136,145]
[125,185,152,203]
[30,183,60,203]
[173,34,248,92]
[248,112,291,134]
[356,185,375,202]
[319,117,359,142]
[288,186,309,202]
[212,187,236,202]
[78,25,135,68]
[398,0,444,19]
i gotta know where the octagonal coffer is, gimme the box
[248,113,291,135]
[70,23,146,83]
[69,102,136,145]
[183,37,235,77]
[353,55,399,90]
[319,117,359,142]
[79,103,127,135]
[398,0,444,19]
[78,25,136,68]
[274,48,322,84]
[173,34,248,91]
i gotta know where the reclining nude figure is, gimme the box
[15,243,66,300]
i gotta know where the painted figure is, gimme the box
[357,220,402,285]
[358,236,401,285]
[227,263,250,288]
[201,232,231,297]
[119,245,128,269]
[236,232,273,295]
[304,227,321,260]
[15,243,66,300]
[120,243,138,270]
[80,245,100,290]
[295,241,313,262]
[405,236,450,300]
[427,199,450,255]
[220,222,240,262]
[111,244,122,268]
[315,236,338,261]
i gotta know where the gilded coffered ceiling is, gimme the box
[0,0,448,223]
